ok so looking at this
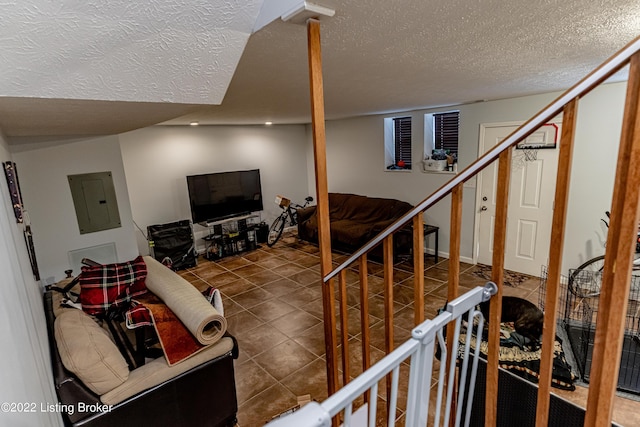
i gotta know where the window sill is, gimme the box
[421,169,457,175]
[385,168,413,173]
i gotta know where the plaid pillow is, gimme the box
[79,256,148,316]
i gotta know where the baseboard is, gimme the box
[425,247,473,265]
[460,255,474,264]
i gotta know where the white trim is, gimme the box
[473,118,562,266]
[424,247,473,265]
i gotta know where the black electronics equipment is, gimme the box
[186,169,263,224]
[147,220,197,270]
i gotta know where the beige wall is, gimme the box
[0,80,628,426]
[0,132,62,426]
[13,136,139,284]
[10,82,628,283]
[309,82,626,272]
[118,124,309,255]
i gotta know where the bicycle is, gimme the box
[267,195,314,247]
[568,211,640,299]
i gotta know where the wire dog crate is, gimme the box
[539,266,640,394]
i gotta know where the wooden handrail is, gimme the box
[309,28,640,427]
[324,35,640,285]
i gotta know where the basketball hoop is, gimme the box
[512,145,539,171]
[522,146,538,162]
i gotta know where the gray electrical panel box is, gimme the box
[68,171,121,234]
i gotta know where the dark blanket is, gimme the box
[457,321,575,390]
[297,192,414,258]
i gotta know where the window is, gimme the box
[384,116,412,170]
[423,111,459,172]
[433,111,459,156]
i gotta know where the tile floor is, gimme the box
[178,234,639,426]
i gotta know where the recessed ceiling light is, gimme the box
[265,121,273,125]
[190,121,199,126]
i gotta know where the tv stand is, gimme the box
[202,213,261,261]
[203,213,256,228]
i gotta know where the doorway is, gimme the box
[475,122,560,277]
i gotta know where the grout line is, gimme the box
[187,240,640,424]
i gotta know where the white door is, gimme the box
[476,123,559,276]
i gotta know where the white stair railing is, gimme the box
[267,282,498,427]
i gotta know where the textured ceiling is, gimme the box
[2,0,640,145]
[0,0,261,104]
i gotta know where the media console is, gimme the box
[202,214,264,261]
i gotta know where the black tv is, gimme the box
[186,169,263,224]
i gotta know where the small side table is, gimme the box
[424,224,439,263]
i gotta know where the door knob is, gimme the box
[481,206,488,211]
[482,196,488,201]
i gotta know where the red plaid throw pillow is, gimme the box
[79,256,148,316]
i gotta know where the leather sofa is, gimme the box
[297,193,414,260]
[44,257,239,427]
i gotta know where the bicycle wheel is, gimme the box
[572,253,640,274]
[568,255,605,298]
[267,214,286,247]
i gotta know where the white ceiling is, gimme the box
[2,0,640,145]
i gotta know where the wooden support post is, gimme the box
[585,52,640,427]
[383,235,394,407]
[359,254,371,403]
[306,18,338,398]
[535,99,579,426]
[443,184,463,424]
[339,270,349,387]
[383,235,395,355]
[413,215,425,325]
[448,184,463,301]
[485,149,512,426]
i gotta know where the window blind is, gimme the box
[434,111,459,155]
[394,116,412,169]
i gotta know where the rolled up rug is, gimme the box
[143,256,227,346]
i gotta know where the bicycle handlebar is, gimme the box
[277,196,314,210]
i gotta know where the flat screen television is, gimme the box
[186,169,263,224]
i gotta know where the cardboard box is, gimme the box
[275,195,291,208]
[268,395,313,423]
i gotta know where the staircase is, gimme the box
[314,35,640,426]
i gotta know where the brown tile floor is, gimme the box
[179,234,640,426]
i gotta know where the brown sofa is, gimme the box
[297,193,413,260]
[44,256,238,427]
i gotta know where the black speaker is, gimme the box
[147,220,197,270]
[256,222,269,243]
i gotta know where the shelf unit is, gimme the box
[202,214,261,261]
